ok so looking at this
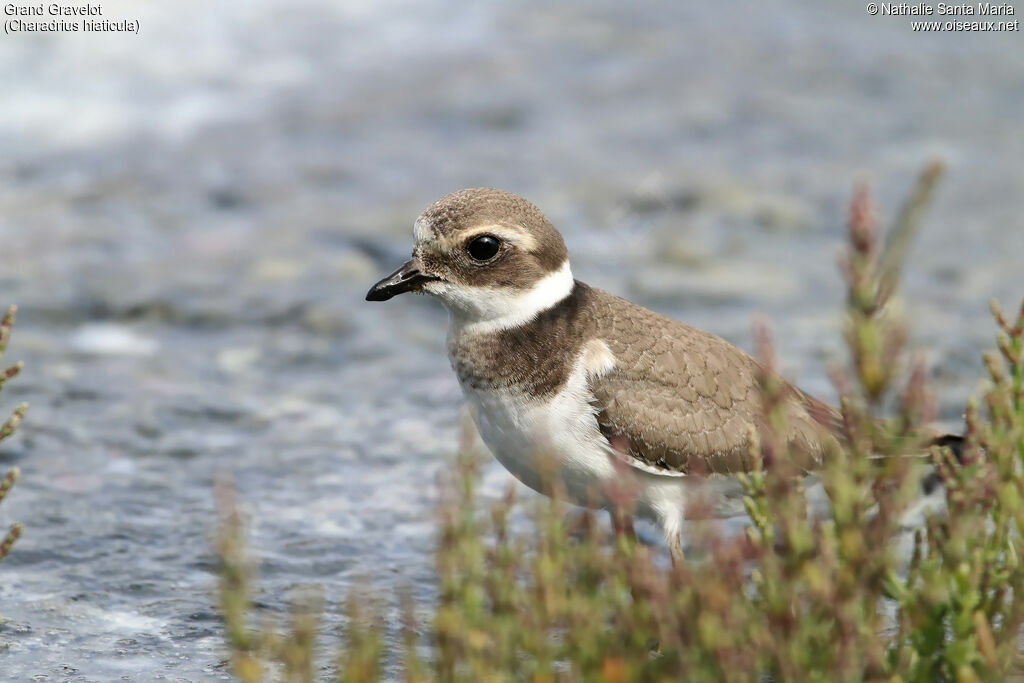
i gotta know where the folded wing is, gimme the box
[585,288,843,475]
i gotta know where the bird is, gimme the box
[366,187,957,563]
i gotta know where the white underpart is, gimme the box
[431,258,576,336]
[579,338,616,377]
[461,338,621,506]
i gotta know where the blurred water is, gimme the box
[0,0,1021,679]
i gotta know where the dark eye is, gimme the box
[466,235,501,262]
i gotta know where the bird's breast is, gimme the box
[452,347,619,507]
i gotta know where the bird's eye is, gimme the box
[466,235,501,262]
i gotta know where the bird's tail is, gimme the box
[928,432,964,462]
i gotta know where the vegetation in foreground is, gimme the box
[216,165,1024,681]
[0,305,25,563]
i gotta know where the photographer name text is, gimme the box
[880,2,1013,14]
[866,2,1019,30]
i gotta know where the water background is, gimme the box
[0,1,1022,679]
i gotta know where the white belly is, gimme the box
[462,380,618,508]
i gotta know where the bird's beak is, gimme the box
[365,257,437,302]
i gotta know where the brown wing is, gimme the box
[585,288,842,475]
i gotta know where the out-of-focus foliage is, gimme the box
[0,305,26,563]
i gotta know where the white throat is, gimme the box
[431,259,575,336]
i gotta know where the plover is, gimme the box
[366,188,956,561]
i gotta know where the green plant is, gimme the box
[216,479,325,683]
[0,305,26,563]
[886,297,1024,681]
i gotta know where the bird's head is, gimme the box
[366,188,574,331]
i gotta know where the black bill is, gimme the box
[365,259,437,301]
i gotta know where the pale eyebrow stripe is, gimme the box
[456,225,538,252]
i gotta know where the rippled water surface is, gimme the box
[0,0,1021,679]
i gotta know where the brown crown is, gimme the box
[420,188,569,272]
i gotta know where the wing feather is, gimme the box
[584,287,842,475]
